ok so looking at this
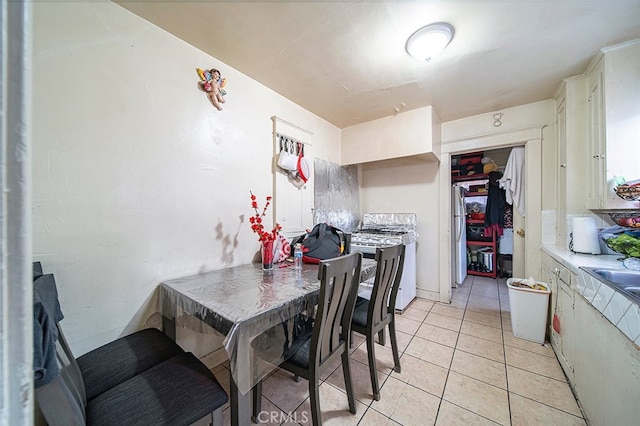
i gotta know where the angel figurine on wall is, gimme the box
[196,68,227,111]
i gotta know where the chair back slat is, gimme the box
[370,245,405,326]
[312,252,362,366]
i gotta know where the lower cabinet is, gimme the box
[572,294,640,426]
[542,253,575,382]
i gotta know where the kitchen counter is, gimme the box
[541,244,625,274]
[542,244,639,345]
[541,244,640,426]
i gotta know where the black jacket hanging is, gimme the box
[484,171,506,236]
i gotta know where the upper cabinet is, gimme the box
[341,106,441,165]
[585,40,640,210]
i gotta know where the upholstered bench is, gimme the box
[33,263,228,426]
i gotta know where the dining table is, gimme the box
[159,257,376,426]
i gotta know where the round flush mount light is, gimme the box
[405,22,455,62]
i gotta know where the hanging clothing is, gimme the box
[484,171,506,237]
[499,147,526,217]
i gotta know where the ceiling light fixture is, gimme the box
[405,22,454,62]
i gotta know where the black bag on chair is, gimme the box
[301,223,344,264]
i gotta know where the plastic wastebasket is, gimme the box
[507,278,550,344]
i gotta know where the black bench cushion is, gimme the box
[77,328,184,401]
[85,352,228,426]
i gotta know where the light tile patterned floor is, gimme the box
[211,275,587,425]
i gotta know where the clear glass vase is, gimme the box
[261,240,275,271]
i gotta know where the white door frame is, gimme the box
[438,127,544,303]
[1,0,34,424]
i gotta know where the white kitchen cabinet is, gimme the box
[585,40,640,210]
[554,76,588,245]
[542,253,575,382]
[573,293,640,426]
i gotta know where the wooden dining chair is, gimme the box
[350,244,405,401]
[252,251,362,425]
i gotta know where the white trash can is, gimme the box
[507,278,550,344]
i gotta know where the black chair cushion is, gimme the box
[285,336,312,370]
[351,296,369,328]
[85,352,228,426]
[77,328,185,401]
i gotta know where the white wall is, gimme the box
[32,2,341,356]
[360,159,441,299]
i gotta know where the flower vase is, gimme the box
[261,240,275,271]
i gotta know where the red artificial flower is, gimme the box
[249,191,280,243]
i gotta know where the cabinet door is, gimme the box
[558,275,575,381]
[556,95,567,242]
[587,62,606,209]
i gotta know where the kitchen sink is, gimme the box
[581,267,640,303]
[589,269,640,287]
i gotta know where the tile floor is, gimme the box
[211,275,587,425]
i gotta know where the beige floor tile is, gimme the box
[293,381,367,426]
[502,330,555,358]
[450,350,507,389]
[381,329,413,353]
[466,296,501,317]
[501,317,512,332]
[470,286,499,301]
[424,312,463,332]
[455,333,505,363]
[261,369,310,414]
[431,303,466,320]
[351,340,400,375]
[505,345,566,381]
[509,393,586,425]
[409,298,435,312]
[435,400,501,425]
[463,310,503,329]
[253,397,289,425]
[391,353,448,397]
[371,376,441,426]
[507,366,582,417]
[358,407,402,425]
[325,358,385,404]
[442,371,510,425]
[401,306,428,323]
[447,297,469,310]
[416,323,459,347]
[404,335,454,369]
[460,321,504,344]
[393,315,422,335]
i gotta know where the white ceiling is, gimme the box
[117,0,640,128]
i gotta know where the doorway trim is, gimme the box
[438,126,545,303]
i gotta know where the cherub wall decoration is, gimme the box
[196,68,227,110]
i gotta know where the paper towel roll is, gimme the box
[571,217,601,255]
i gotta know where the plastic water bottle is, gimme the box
[293,243,303,269]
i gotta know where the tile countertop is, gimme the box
[542,244,640,344]
[541,244,626,274]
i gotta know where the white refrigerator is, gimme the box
[452,184,467,287]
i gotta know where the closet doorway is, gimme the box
[438,127,543,304]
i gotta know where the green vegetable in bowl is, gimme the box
[604,233,640,258]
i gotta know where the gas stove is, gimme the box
[350,213,418,312]
[351,213,418,249]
